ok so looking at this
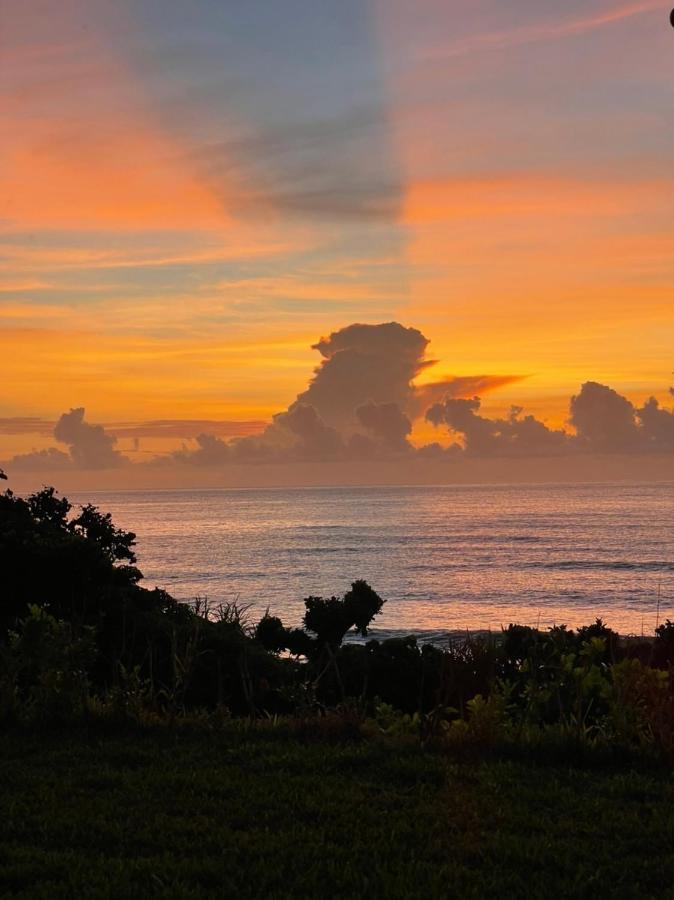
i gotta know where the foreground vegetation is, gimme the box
[1,727,674,898]
[2,479,674,761]
[2,477,674,894]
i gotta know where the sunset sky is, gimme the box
[2,0,673,480]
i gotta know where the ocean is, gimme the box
[73,482,674,639]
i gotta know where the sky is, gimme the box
[2,0,674,486]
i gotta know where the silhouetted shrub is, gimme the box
[576,618,619,662]
[654,620,674,668]
[255,614,288,653]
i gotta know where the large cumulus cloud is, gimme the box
[4,408,128,471]
[288,322,521,427]
[569,382,641,452]
[293,322,432,426]
[569,382,674,453]
[173,322,477,465]
[54,408,127,469]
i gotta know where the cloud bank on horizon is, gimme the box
[4,322,674,474]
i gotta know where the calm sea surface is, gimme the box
[73,483,674,638]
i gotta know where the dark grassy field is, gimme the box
[1,730,674,898]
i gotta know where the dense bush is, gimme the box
[0,605,96,724]
[1,478,674,758]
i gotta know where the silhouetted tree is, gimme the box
[0,485,185,688]
[255,613,288,654]
[303,580,384,650]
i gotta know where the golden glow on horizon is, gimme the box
[2,0,673,467]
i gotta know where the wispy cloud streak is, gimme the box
[421,1,662,62]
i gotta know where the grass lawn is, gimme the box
[1,728,673,898]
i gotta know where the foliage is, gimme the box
[255,612,288,653]
[0,485,146,642]
[2,477,674,760]
[654,619,674,667]
[610,658,674,752]
[0,483,293,716]
[374,701,423,736]
[303,579,384,647]
[0,605,96,724]
[456,689,510,746]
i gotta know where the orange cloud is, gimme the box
[0,303,72,320]
[404,175,674,225]
[1,10,228,233]
[415,374,527,404]
[0,280,53,293]
[417,1,663,62]
[0,236,311,278]
[3,122,226,232]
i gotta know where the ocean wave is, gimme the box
[541,560,674,572]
